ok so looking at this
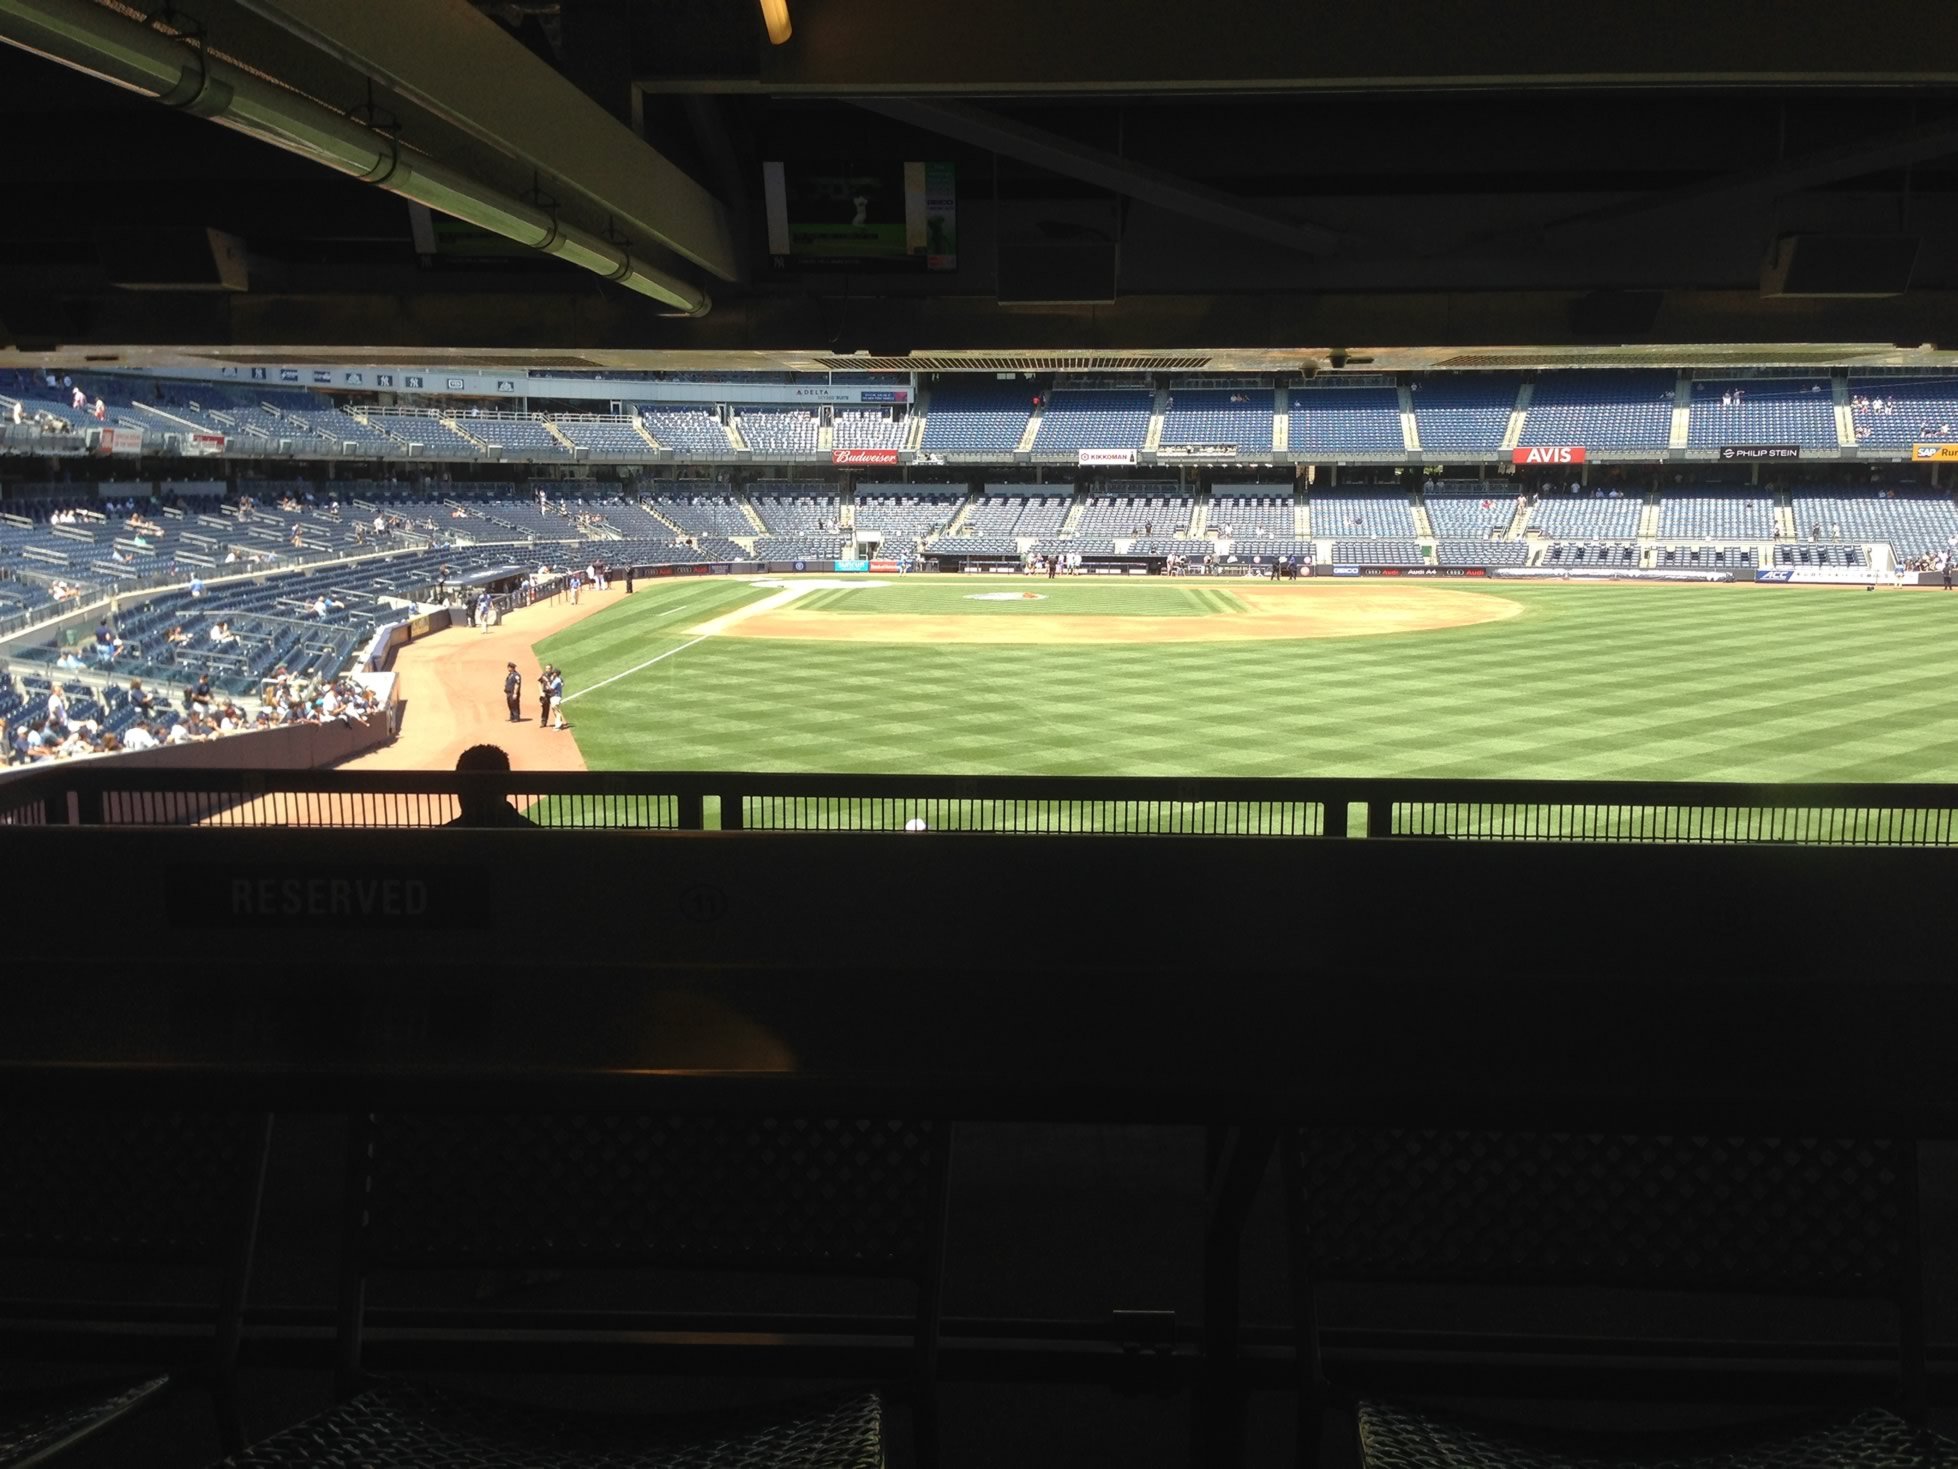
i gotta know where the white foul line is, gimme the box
[562,632,711,702]
[561,586,803,703]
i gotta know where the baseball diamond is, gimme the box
[530,574,1958,784]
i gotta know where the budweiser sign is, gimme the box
[1512,446,1587,464]
[831,447,899,466]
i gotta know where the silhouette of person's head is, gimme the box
[450,744,536,828]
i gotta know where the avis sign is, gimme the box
[1512,446,1587,465]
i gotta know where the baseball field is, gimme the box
[530,573,1958,784]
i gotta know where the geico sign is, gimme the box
[1512,446,1587,464]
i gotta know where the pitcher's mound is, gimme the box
[713,582,1521,645]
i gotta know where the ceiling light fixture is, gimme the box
[758,0,792,45]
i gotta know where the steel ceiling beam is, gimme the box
[858,98,1339,257]
[1452,110,1958,255]
[0,0,712,313]
[229,0,740,282]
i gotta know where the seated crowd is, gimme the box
[3,664,382,766]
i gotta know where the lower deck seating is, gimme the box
[1543,542,1640,568]
[1331,539,1424,566]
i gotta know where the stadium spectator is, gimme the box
[447,745,538,828]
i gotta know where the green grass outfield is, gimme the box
[533,574,1958,785]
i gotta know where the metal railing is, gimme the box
[4,767,1958,844]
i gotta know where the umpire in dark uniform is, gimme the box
[503,662,523,722]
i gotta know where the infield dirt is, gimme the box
[709,581,1523,644]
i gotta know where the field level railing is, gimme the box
[4,767,1958,845]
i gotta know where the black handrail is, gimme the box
[4,763,1958,843]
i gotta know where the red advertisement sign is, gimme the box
[832,448,900,466]
[1512,445,1587,464]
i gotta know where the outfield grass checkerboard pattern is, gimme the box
[536,576,1958,784]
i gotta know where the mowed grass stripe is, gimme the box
[536,579,773,693]
[541,577,1958,784]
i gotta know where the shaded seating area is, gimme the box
[1244,1127,1936,1469]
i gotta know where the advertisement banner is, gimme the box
[1496,567,1733,583]
[833,559,872,573]
[1512,446,1587,465]
[1077,448,1138,466]
[1913,443,1958,461]
[859,390,909,404]
[1756,565,1886,585]
[189,432,227,455]
[832,447,900,466]
[1719,445,1801,460]
[111,429,144,455]
[1331,565,1361,576]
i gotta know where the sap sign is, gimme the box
[1512,446,1587,464]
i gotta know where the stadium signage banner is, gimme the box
[1077,449,1138,465]
[831,448,900,466]
[1496,567,1733,583]
[859,390,909,404]
[1756,566,1885,585]
[1719,445,1801,460]
[188,432,226,455]
[1512,446,1587,464]
[1913,443,1958,461]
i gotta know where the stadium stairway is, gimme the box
[544,421,576,453]
[725,415,749,452]
[1669,375,1692,447]
[639,502,684,536]
[1411,499,1435,539]
[738,496,766,533]
[1501,383,1531,450]
[941,494,979,536]
[1775,500,1796,539]
[133,401,207,434]
[442,416,488,451]
[1058,493,1088,535]
[632,420,661,451]
[1503,495,1532,538]
[906,391,930,450]
[818,417,834,454]
[1398,383,1421,452]
[1832,376,1856,447]
[1186,497,1209,536]
[1637,496,1661,537]
[1015,404,1044,454]
[1270,386,1289,452]
[1142,388,1168,452]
